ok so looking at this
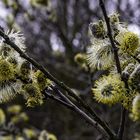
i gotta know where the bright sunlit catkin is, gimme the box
[0,59,20,103]
[6,30,26,52]
[87,41,114,70]
[117,31,139,54]
[92,74,126,105]
[0,58,15,82]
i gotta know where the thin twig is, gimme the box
[99,0,121,74]
[43,91,73,109]
[0,29,115,138]
[99,0,128,140]
[51,86,109,140]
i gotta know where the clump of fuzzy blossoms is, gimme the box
[23,83,44,107]
[0,58,20,103]
[87,16,115,70]
[89,20,106,39]
[86,13,140,70]
[0,29,53,107]
[0,58,15,82]
[0,30,26,103]
[87,42,114,70]
[92,74,126,105]
[34,70,52,91]
[85,12,140,122]
[74,53,88,70]
[117,32,139,54]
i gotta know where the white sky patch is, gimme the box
[128,24,140,36]
[0,2,8,18]
[50,32,65,52]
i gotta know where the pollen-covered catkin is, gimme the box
[117,32,139,54]
[92,74,126,105]
[23,83,44,107]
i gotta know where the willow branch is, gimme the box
[43,91,73,109]
[50,86,109,139]
[99,0,128,139]
[0,29,115,138]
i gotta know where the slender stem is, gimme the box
[117,108,126,139]
[99,0,121,74]
[0,29,115,138]
[98,0,127,139]
[43,91,73,109]
[51,86,109,140]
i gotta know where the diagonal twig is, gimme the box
[50,86,109,139]
[0,29,115,139]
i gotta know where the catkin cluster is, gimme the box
[0,30,52,107]
[75,13,140,121]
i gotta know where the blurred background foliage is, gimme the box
[0,0,140,140]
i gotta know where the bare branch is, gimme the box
[50,86,109,140]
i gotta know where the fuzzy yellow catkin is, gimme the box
[23,83,43,107]
[92,74,126,105]
[19,61,31,81]
[35,70,52,91]
[7,57,18,68]
[109,13,119,24]
[0,59,15,82]
[119,32,139,54]
[89,20,106,39]
[48,133,57,140]
[7,105,22,114]
[74,53,86,65]
[87,43,114,70]
[23,128,37,139]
